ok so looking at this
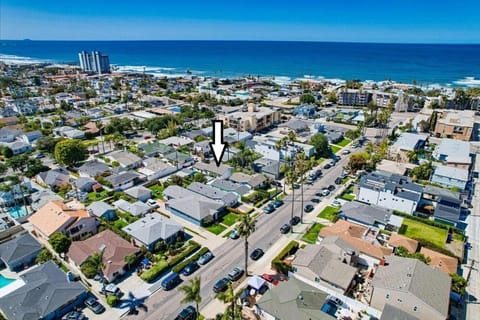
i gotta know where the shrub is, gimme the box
[271,241,299,274]
[171,247,210,273]
[140,259,169,283]
[398,224,408,235]
[168,241,201,266]
[106,295,119,307]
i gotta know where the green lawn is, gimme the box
[301,223,325,244]
[340,193,355,201]
[317,206,340,221]
[336,138,352,147]
[205,224,227,235]
[113,219,128,229]
[88,190,109,201]
[221,212,240,227]
[402,218,448,248]
[331,145,341,154]
[149,184,165,200]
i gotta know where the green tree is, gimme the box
[237,213,256,276]
[310,133,331,158]
[409,161,434,181]
[347,152,369,174]
[327,91,338,103]
[124,254,137,270]
[36,136,63,154]
[395,246,430,264]
[35,248,53,264]
[80,252,104,279]
[54,139,87,166]
[216,282,236,320]
[1,146,13,159]
[192,172,207,184]
[169,175,184,186]
[451,273,467,295]
[48,232,71,255]
[345,129,361,140]
[179,276,202,319]
[300,93,315,104]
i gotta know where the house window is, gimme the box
[413,306,417,311]
[386,294,390,299]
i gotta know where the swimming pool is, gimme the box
[6,206,28,219]
[0,275,15,288]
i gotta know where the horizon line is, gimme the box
[1,39,480,45]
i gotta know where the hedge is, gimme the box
[140,240,201,283]
[106,295,120,307]
[271,241,299,274]
[171,247,210,273]
[393,211,464,235]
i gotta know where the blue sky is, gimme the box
[1,0,480,43]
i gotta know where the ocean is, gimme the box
[1,40,480,86]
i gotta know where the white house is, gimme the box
[431,165,469,190]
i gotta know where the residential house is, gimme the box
[125,186,152,202]
[387,233,419,254]
[292,238,358,294]
[252,158,280,179]
[390,133,427,162]
[87,201,117,220]
[164,151,194,168]
[106,150,142,169]
[433,110,474,141]
[187,182,238,207]
[0,232,42,272]
[431,165,469,191]
[255,276,335,320]
[30,189,63,211]
[193,162,233,179]
[370,256,451,320]
[2,141,33,155]
[159,136,194,148]
[433,138,471,170]
[36,167,70,190]
[193,140,211,158]
[209,179,251,196]
[78,160,111,178]
[137,157,177,181]
[55,126,85,139]
[358,171,423,214]
[339,201,403,231]
[293,104,317,118]
[217,104,280,132]
[113,199,151,217]
[29,200,97,240]
[18,130,43,144]
[420,247,458,275]
[279,118,310,133]
[105,171,140,190]
[163,185,224,226]
[319,221,393,268]
[433,196,462,226]
[0,127,22,143]
[74,177,97,192]
[0,261,87,320]
[138,141,174,157]
[122,213,184,250]
[229,172,267,189]
[380,304,421,320]
[67,230,139,282]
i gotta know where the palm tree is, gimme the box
[294,152,309,223]
[95,120,106,154]
[287,130,297,144]
[179,276,202,319]
[285,167,298,233]
[237,213,256,276]
[216,282,236,320]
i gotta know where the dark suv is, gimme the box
[175,306,197,320]
[213,277,231,293]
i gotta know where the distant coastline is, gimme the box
[1,40,480,86]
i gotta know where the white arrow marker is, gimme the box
[209,120,226,167]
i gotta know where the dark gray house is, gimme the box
[0,232,42,271]
[0,261,87,320]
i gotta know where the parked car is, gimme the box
[328,185,336,191]
[323,163,332,169]
[335,177,343,185]
[227,267,245,281]
[321,189,330,196]
[315,192,324,198]
[198,251,214,265]
[331,200,342,207]
[311,198,321,203]
[263,204,275,214]
[62,311,87,320]
[213,277,231,293]
[161,272,182,290]
[273,200,284,208]
[100,283,122,297]
[293,184,300,189]
[261,274,275,283]
[147,199,159,208]
[290,216,301,225]
[304,204,314,212]
[175,306,197,320]
[250,248,264,260]
[280,224,291,234]
[181,262,200,276]
[85,296,105,314]
[342,150,351,155]
[229,229,239,239]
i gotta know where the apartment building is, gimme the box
[433,110,474,141]
[217,104,280,132]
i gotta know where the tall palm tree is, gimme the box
[179,276,202,319]
[95,120,106,154]
[285,167,298,233]
[216,282,236,320]
[294,152,309,224]
[237,213,256,276]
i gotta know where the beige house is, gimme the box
[433,110,474,141]
[217,104,280,132]
[29,200,97,241]
[370,256,451,320]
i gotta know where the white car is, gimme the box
[331,200,341,207]
[147,199,159,208]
